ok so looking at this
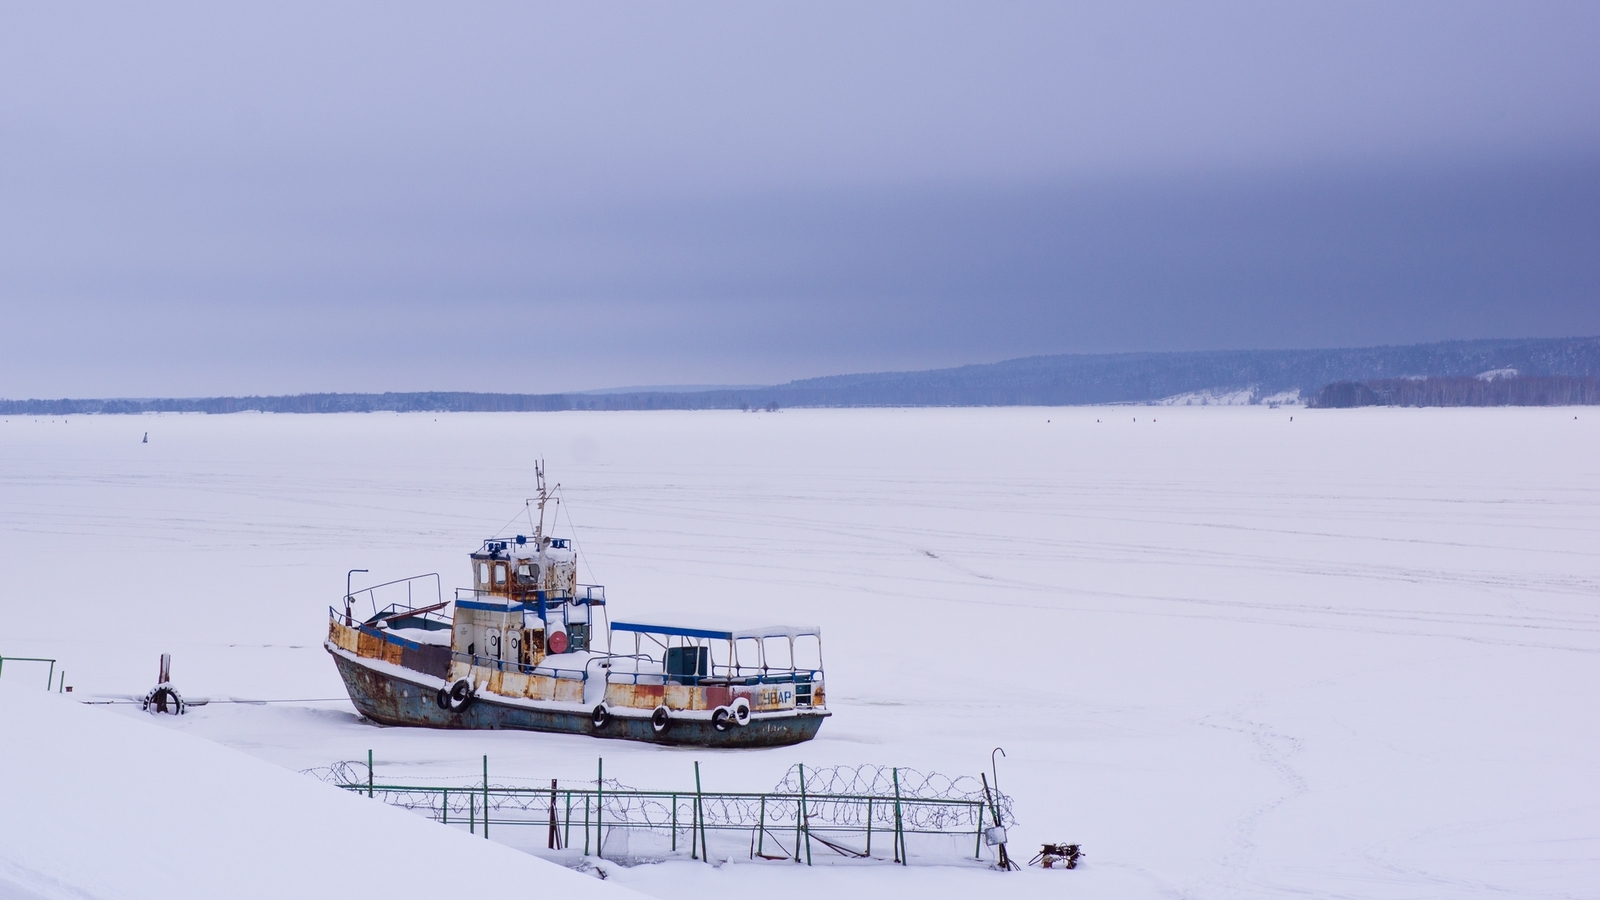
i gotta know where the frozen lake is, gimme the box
[2,406,1597,898]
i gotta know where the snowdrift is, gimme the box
[0,688,637,900]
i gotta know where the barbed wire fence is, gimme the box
[303,759,1015,867]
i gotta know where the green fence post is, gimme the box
[482,755,490,840]
[757,795,766,858]
[596,758,604,859]
[798,763,812,866]
[46,660,54,690]
[565,791,572,849]
[442,788,448,825]
[974,800,983,858]
[694,761,708,863]
[470,792,476,835]
[866,796,873,857]
[583,796,591,855]
[892,767,905,866]
[671,793,678,853]
[367,749,374,798]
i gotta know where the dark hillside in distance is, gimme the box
[1309,375,1600,408]
[5,336,1599,414]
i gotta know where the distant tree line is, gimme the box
[5,336,1599,414]
[1308,376,1600,408]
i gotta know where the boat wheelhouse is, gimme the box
[324,471,828,747]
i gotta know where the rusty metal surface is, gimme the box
[330,648,825,748]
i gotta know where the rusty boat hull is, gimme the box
[329,646,827,748]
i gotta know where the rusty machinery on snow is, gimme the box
[1028,842,1084,869]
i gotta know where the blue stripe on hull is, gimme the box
[330,650,825,748]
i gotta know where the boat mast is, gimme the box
[528,460,555,544]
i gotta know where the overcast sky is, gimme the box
[2,2,1598,397]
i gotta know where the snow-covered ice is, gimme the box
[0,685,638,900]
[2,406,1597,899]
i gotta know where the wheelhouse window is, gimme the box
[793,634,822,673]
[493,563,507,585]
[762,636,792,672]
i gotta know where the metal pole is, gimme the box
[694,761,708,863]
[672,793,678,853]
[799,763,812,866]
[46,659,54,690]
[347,569,368,624]
[866,796,873,857]
[470,793,475,835]
[892,767,905,866]
[596,758,603,858]
[757,795,766,858]
[549,778,560,850]
[367,749,373,798]
[483,755,490,840]
[442,788,448,825]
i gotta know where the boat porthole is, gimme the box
[711,708,731,732]
[652,706,671,733]
[591,704,610,729]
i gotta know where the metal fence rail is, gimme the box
[308,757,1013,867]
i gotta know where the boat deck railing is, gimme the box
[453,649,822,691]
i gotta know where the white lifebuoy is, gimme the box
[731,697,751,726]
[651,705,672,733]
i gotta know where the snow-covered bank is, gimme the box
[0,686,636,900]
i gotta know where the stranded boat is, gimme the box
[324,475,828,747]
